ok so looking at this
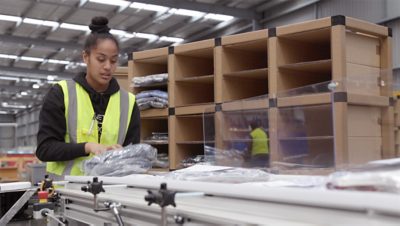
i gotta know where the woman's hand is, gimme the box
[85,143,122,155]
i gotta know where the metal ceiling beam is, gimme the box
[0,34,82,50]
[7,0,38,35]
[184,18,242,43]
[0,84,49,92]
[0,97,43,105]
[125,0,258,20]
[126,10,170,32]
[0,66,74,80]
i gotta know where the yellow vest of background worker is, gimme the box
[46,80,135,176]
[250,128,269,156]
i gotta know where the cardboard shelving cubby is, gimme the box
[128,15,394,173]
[169,113,215,169]
[129,47,169,118]
[217,30,269,103]
[173,39,215,107]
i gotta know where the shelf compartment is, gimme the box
[220,35,269,102]
[174,39,214,79]
[130,47,169,95]
[174,114,209,143]
[173,40,215,107]
[174,82,214,107]
[277,60,332,94]
[141,117,168,144]
[277,27,331,65]
[173,144,205,169]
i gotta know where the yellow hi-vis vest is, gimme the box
[250,128,269,156]
[46,80,135,176]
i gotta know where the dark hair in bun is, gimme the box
[84,16,119,54]
[89,16,110,33]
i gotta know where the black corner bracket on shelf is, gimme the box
[269,98,277,108]
[331,15,346,26]
[214,37,221,46]
[388,27,393,37]
[168,46,174,55]
[268,28,276,37]
[215,103,222,112]
[333,92,348,103]
[168,108,175,116]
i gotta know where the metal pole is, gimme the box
[161,207,167,226]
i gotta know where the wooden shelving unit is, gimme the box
[217,30,269,103]
[129,47,170,168]
[129,16,394,172]
[172,39,215,108]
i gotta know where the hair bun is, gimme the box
[89,17,110,34]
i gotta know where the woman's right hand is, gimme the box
[85,142,108,155]
[85,142,123,155]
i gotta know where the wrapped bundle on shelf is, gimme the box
[132,73,168,87]
[136,90,168,110]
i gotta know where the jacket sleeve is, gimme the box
[36,84,87,161]
[123,102,141,146]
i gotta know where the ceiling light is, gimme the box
[135,32,159,40]
[47,75,57,81]
[0,76,20,81]
[159,36,184,43]
[204,13,234,21]
[23,18,59,28]
[0,110,8,114]
[22,78,42,83]
[20,91,28,96]
[130,2,169,12]
[0,14,22,23]
[2,104,27,109]
[47,59,69,64]
[32,84,40,89]
[89,0,130,7]
[60,23,89,31]
[20,56,44,62]
[172,9,205,17]
[0,54,18,60]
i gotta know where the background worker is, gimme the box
[248,120,269,168]
[36,16,140,178]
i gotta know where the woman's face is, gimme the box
[83,39,118,92]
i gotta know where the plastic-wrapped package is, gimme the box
[163,165,270,183]
[82,144,157,176]
[136,90,168,100]
[326,158,400,193]
[132,73,168,87]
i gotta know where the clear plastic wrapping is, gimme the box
[132,73,168,87]
[136,90,168,110]
[163,165,270,183]
[82,144,157,176]
[326,158,400,193]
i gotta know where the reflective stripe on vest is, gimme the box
[46,80,135,176]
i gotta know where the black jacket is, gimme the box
[36,73,140,161]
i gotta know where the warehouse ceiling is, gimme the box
[0,0,291,115]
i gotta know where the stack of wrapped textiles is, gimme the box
[132,73,169,110]
[136,90,168,110]
[132,73,168,87]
